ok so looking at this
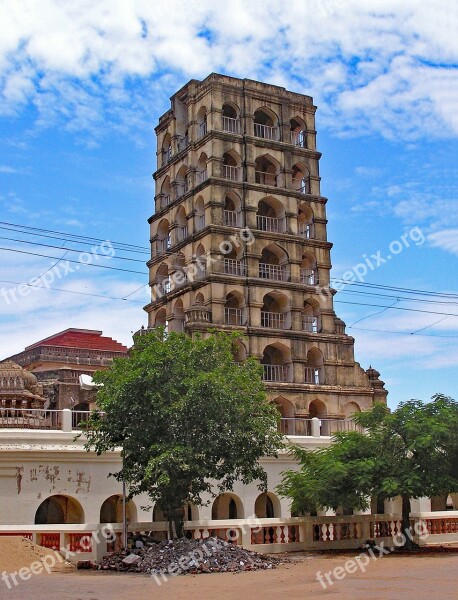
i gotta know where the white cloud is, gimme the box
[0,1,457,140]
[428,229,458,255]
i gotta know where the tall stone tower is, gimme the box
[145,74,387,432]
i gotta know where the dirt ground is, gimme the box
[1,551,457,600]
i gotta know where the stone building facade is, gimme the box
[7,329,128,411]
[145,73,387,426]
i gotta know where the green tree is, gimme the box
[84,329,283,537]
[278,395,458,548]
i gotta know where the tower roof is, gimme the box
[25,329,128,353]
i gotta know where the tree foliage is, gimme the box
[278,395,458,544]
[84,329,283,523]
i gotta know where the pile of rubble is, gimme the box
[98,537,285,575]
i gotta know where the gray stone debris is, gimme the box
[98,537,286,574]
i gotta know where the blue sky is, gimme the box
[0,1,457,408]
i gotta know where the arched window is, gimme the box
[195,196,205,231]
[298,204,315,238]
[171,299,185,332]
[161,133,172,166]
[300,253,318,285]
[305,348,324,385]
[196,153,208,185]
[156,219,171,254]
[223,192,241,226]
[155,264,170,294]
[261,343,292,382]
[256,196,285,232]
[35,495,84,525]
[259,243,289,281]
[261,292,290,329]
[174,206,188,243]
[222,103,240,133]
[254,492,280,518]
[197,106,207,138]
[292,164,310,194]
[224,291,245,326]
[309,398,328,434]
[221,245,245,276]
[222,151,241,181]
[254,107,279,140]
[255,155,279,187]
[158,176,172,210]
[211,493,244,520]
[175,165,188,199]
[302,299,321,333]
[100,495,137,524]
[290,117,307,148]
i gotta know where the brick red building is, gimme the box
[7,329,128,410]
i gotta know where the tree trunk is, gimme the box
[165,508,184,539]
[401,494,415,550]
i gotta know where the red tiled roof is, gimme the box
[25,328,128,353]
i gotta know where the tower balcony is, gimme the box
[223,116,240,134]
[262,364,290,382]
[215,258,246,277]
[300,268,318,285]
[175,225,189,242]
[224,307,244,326]
[254,123,279,140]
[223,165,240,181]
[156,237,172,254]
[223,210,238,227]
[258,263,287,281]
[260,311,287,329]
[290,131,307,148]
[298,223,315,239]
[256,215,284,232]
[302,316,319,333]
[304,367,321,384]
[195,169,207,185]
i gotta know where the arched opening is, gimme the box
[259,243,289,282]
[35,495,84,525]
[305,348,324,385]
[298,204,314,238]
[223,192,241,226]
[232,339,247,363]
[197,105,207,138]
[161,133,172,166]
[292,163,310,194]
[255,155,279,187]
[155,263,170,294]
[195,292,205,305]
[300,252,318,285]
[290,117,307,148]
[160,176,172,209]
[302,299,321,333]
[174,205,188,242]
[211,493,244,520]
[196,153,208,185]
[254,107,279,140]
[155,308,167,331]
[222,150,241,181]
[100,495,137,524]
[272,396,295,434]
[254,492,281,518]
[224,291,245,326]
[195,196,205,231]
[261,343,291,382]
[194,243,207,279]
[261,291,290,329]
[156,219,171,254]
[175,165,188,199]
[309,398,328,434]
[171,299,185,332]
[256,196,285,232]
[222,102,240,133]
[344,401,361,418]
[221,244,244,276]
